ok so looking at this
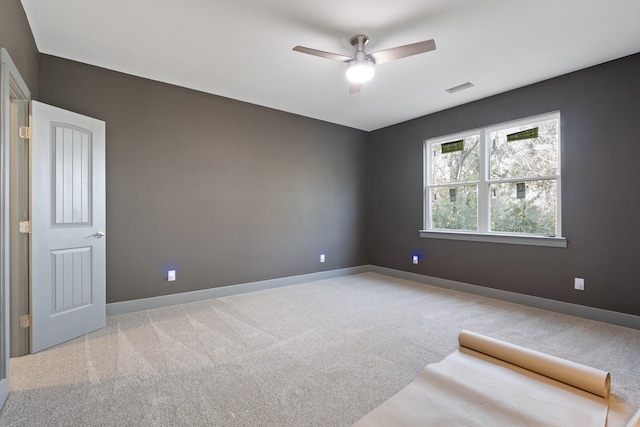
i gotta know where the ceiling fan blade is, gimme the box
[349,82,362,94]
[369,39,436,65]
[293,46,353,62]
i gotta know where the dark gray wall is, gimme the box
[368,53,640,316]
[0,0,39,97]
[39,55,368,303]
[10,0,640,316]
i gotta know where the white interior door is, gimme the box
[31,101,106,353]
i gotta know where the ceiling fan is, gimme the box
[293,34,436,93]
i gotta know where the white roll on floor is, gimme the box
[353,330,613,427]
[458,329,611,399]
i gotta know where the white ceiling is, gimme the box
[20,0,640,131]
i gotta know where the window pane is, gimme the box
[431,135,480,184]
[431,185,478,231]
[489,118,558,180]
[490,180,557,235]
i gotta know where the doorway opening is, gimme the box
[1,47,32,409]
[9,88,30,357]
[1,48,31,362]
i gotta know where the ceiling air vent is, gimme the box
[445,82,474,93]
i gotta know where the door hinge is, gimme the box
[19,126,31,139]
[20,314,31,328]
[19,220,31,234]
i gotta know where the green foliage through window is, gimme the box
[425,113,560,237]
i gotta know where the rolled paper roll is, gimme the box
[458,330,611,399]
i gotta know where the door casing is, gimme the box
[0,47,31,409]
[9,97,29,357]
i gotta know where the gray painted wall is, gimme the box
[39,55,369,303]
[368,53,640,317]
[5,0,640,316]
[0,0,39,97]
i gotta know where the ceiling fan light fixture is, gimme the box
[293,34,436,93]
[346,60,375,83]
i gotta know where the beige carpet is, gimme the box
[1,272,639,426]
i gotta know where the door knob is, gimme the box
[95,231,105,238]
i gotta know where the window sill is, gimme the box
[419,230,567,248]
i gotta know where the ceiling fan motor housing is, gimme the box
[350,34,370,47]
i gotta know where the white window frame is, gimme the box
[421,112,567,248]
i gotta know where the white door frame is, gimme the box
[0,48,31,408]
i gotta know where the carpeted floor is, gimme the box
[1,272,639,426]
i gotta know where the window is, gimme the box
[423,112,565,247]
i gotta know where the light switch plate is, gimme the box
[168,270,176,281]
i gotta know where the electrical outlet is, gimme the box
[412,255,419,265]
[320,254,325,263]
[168,270,176,282]
[574,277,584,291]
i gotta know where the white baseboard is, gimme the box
[107,264,640,330]
[370,265,640,330]
[106,265,370,316]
